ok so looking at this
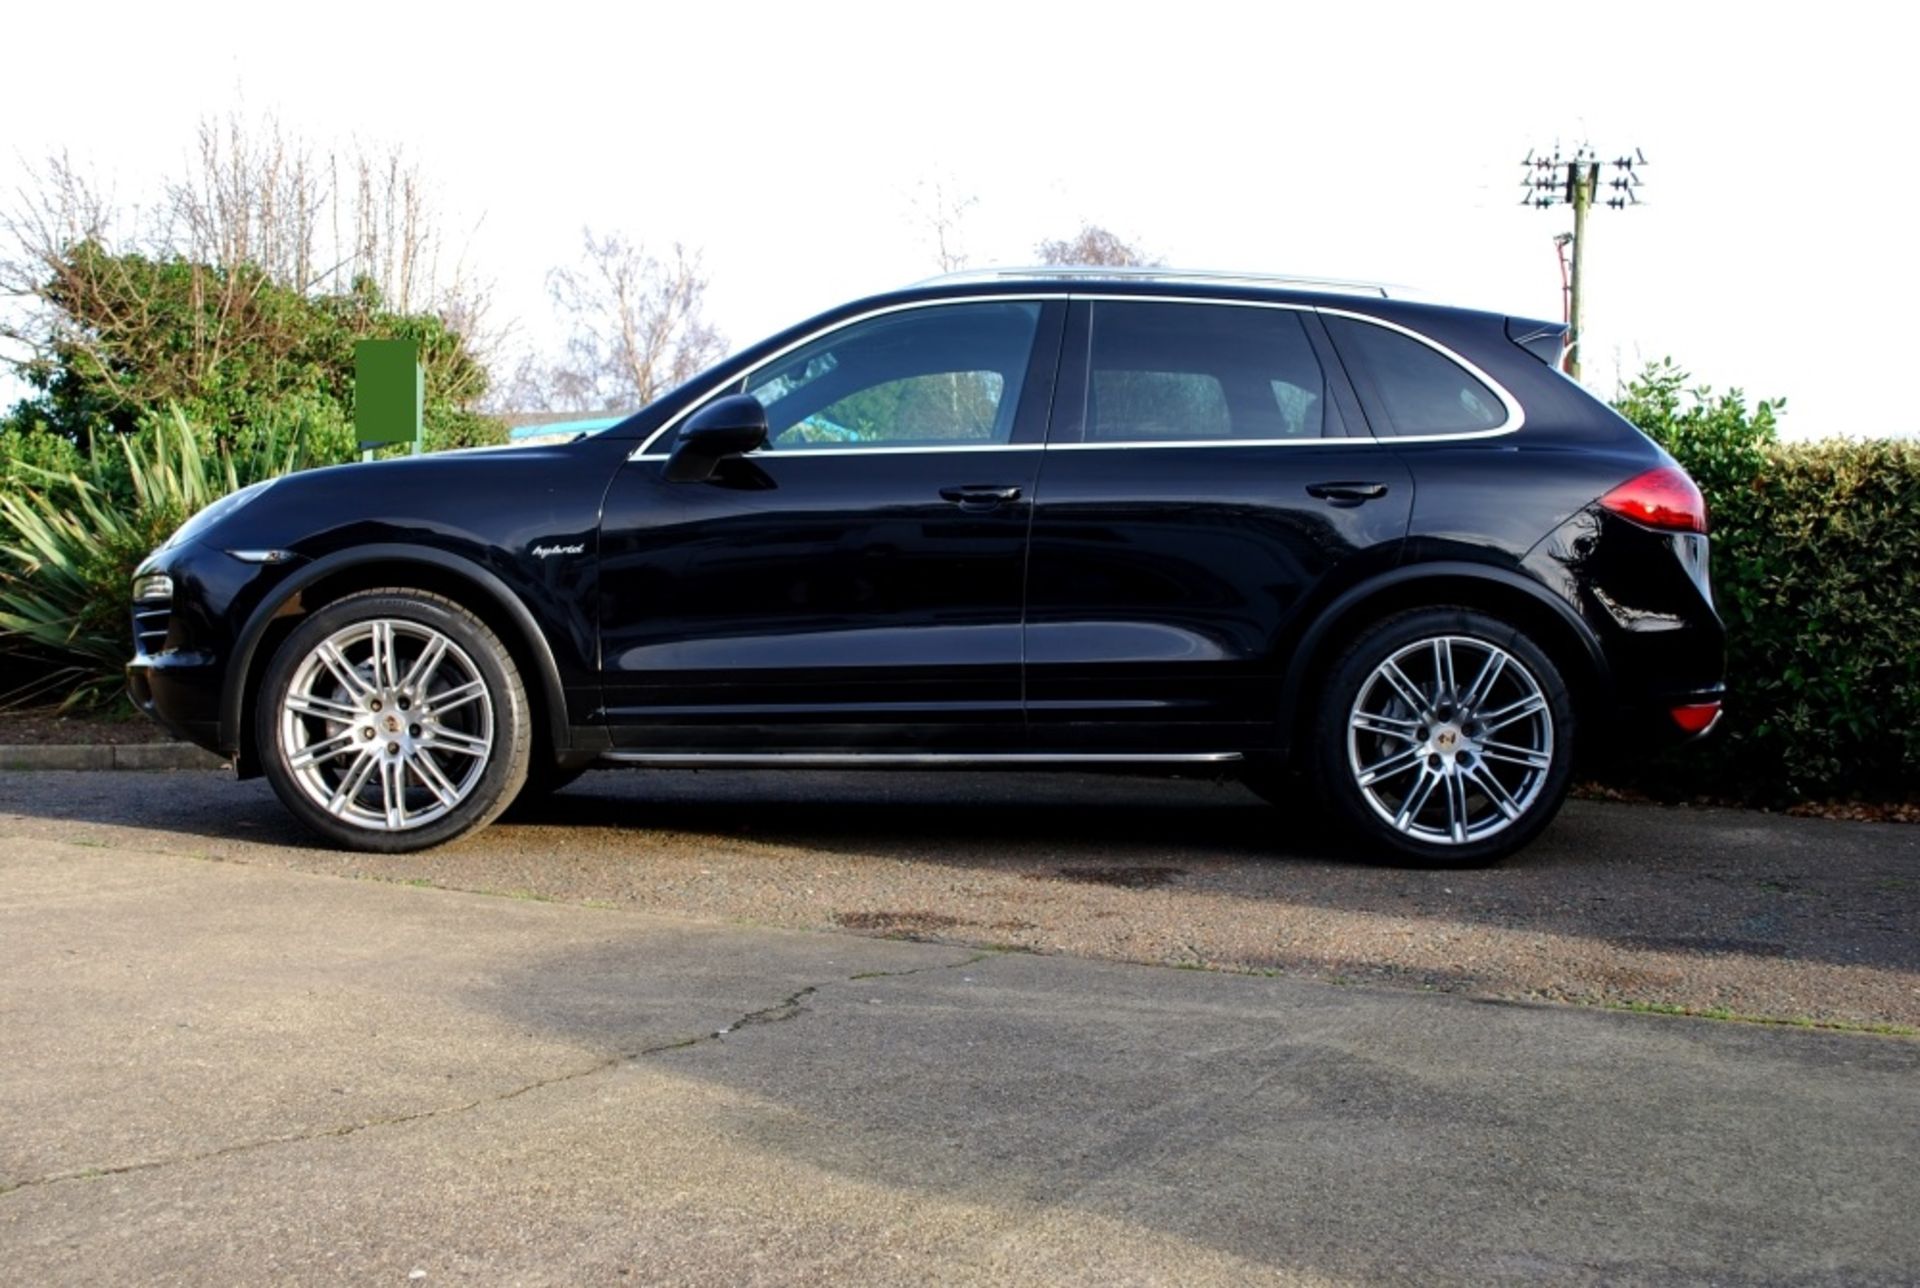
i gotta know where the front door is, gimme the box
[597,298,1063,751]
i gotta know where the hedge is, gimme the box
[1615,360,1919,802]
[1686,437,1920,801]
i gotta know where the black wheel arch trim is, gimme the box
[1276,560,1611,748]
[219,543,575,767]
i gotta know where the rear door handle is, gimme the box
[940,484,1023,510]
[1306,481,1390,504]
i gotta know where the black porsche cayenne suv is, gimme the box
[128,268,1723,863]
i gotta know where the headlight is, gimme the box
[132,572,174,602]
[161,477,279,552]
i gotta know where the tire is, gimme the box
[1309,607,1575,867]
[256,589,532,852]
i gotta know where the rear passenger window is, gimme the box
[1325,315,1508,437]
[1083,302,1329,443]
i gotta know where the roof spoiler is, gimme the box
[1506,317,1568,367]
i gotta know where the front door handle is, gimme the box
[1306,481,1390,504]
[940,484,1023,510]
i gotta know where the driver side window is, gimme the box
[735,302,1042,450]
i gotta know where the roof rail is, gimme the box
[914,264,1400,298]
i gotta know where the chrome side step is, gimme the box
[595,751,1244,768]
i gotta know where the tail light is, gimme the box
[1670,702,1721,735]
[1599,466,1708,534]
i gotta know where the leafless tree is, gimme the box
[154,110,476,313]
[909,178,978,274]
[1034,224,1159,268]
[494,230,726,414]
[0,154,116,393]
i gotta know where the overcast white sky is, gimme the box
[5,2,1912,436]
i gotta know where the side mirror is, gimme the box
[663,395,769,483]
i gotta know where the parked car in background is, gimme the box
[129,267,1724,863]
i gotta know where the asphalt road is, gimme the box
[2,769,1918,1284]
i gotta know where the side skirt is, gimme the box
[594,751,1245,769]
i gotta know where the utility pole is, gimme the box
[1522,146,1646,380]
[1566,161,1592,379]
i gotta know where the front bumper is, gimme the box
[126,542,302,761]
[126,649,223,754]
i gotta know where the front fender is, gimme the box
[219,543,584,770]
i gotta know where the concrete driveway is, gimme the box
[2,773,1917,1284]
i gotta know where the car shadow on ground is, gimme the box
[3,767,1914,984]
[541,771,1920,976]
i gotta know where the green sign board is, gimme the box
[354,339,423,449]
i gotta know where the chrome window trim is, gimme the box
[628,292,1525,462]
[1313,304,1524,441]
[1041,421,1518,451]
[1050,436,1380,452]
[629,443,1042,462]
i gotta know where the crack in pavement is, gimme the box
[0,947,992,1200]
[848,950,994,981]
[713,986,816,1035]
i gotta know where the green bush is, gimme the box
[1612,357,1781,502]
[0,408,311,708]
[3,244,506,456]
[0,426,85,497]
[1614,362,1919,801]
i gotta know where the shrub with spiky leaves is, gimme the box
[0,407,309,708]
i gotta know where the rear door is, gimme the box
[1022,297,1413,751]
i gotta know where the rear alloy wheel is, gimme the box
[1311,608,1574,866]
[258,590,530,852]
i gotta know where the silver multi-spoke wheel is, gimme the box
[1346,634,1553,847]
[277,619,496,832]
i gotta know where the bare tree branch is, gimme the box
[497,229,725,414]
[910,179,978,273]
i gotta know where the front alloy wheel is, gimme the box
[279,619,494,831]
[1313,608,1574,865]
[259,590,530,851]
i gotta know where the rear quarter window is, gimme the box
[1325,315,1509,438]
